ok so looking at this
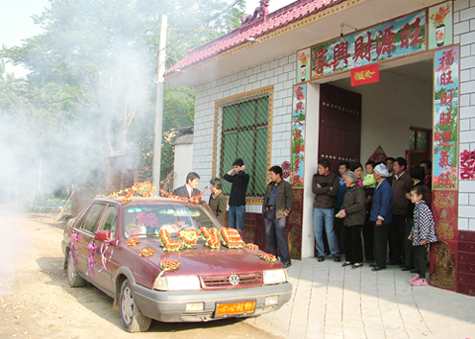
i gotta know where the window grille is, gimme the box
[215,95,270,198]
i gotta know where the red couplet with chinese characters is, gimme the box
[351,63,380,86]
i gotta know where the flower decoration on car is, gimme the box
[140,248,154,257]
[159,189,207,205]
[177,229,200,248]
[159,229,183,251]
[244,243,259,251]
[200,227,221,249]
[126,237,140,246]
[96,181,157,204]
[260,253,277,261]
[220,228,245,249]
[161,259,180,271]
[69,233,82,266]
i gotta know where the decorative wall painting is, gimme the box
[291,84,306,188]
[428,2,453,50]
[433,46,459,189]
[297,49,311,83]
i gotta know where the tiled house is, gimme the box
[165,0,475,295]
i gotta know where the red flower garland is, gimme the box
[260,253,277,261]
[177,229,200,248]
[126,237,140,246]
[220,228,245,248]
[200,227,221,249]
[159,229,183,251]
[140,248,154,257]
[245,243,259,250]
[161,259,180,271]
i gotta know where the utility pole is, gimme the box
[152,15,167,191]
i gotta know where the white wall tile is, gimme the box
[458,217,469,230]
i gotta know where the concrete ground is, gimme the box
[245,257,475,339]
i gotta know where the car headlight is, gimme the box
[153,275,201,291]
[262,269,287,285]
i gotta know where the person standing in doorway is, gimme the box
[223,158,250,235]
[262,165,294,268]
[312,158,341,262]
[173,172,201,198]
[370,163,393,271]
[419,160,432,189]
[385,157,395,185]
[389,157,413,266]
[335,161,350,254]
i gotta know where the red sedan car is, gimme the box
[61,196,292,332]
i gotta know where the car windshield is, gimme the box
[122,203,220,238]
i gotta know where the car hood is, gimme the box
[128,238,284,275]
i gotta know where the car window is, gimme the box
[122,203,219,238]
[80,203,106,233]
[97,205,119,238]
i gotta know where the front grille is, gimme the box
[201,272,262,289]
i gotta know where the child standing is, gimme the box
[408,185,437,286]
[363,161,376,188]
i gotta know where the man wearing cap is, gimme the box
[224,158,250,235]
[370,163,393,271]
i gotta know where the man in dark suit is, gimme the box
[173,172,201,198]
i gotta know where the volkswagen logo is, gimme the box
[229,274,240,285]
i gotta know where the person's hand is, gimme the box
[408,234,413,240]
[338,209,346,218]
[241,165,246,171]
[406,192,411,200]
[329,187,333,190]
[421,239,427,245]
[376,220,382,227]
[317,183,322,188]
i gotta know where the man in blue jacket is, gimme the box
[370,163,393,271]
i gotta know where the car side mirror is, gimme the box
[94,230,111,241]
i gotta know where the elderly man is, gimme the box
[370,163,393,271]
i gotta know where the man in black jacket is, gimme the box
[262,165,294,268]
[224,158,250,235]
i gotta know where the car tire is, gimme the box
[66,251,87,287]
[120,280,152,332]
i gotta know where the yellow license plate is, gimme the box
[216,301,256,316]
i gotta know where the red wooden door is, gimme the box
[319,84,362,173]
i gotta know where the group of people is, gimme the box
[313,157,437,286]
[173,160,294,269]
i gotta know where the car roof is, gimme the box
[93,196,198,206]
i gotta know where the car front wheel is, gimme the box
[120,280,152,332]
[66,251,86,287]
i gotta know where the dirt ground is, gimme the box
[0,209,282,339]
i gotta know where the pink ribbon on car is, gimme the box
[98,240,116,273]
[69,233,82,266]
[86,242,97,277]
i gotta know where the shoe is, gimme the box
[410,269,418,273]
[333,256,342,262]
[351,263,363,269]
[283,262,292,268]
[318,256,325,262]
[408,274,420,283]
[342,261,352,267]
[371,266,386,271]
[411,279,428,286]
[401,266,415,272]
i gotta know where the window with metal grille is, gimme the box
[215,94,270,198]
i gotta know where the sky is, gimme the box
[1,0,295,77]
